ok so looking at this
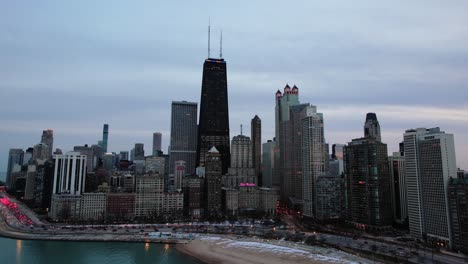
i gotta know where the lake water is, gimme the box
[0,236,202,264]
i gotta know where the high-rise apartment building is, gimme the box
[6,149,24,189]
[251,115,261,183]
[404,127,456,248]
[152,132,162,155]
[197,58,230,174]
[169,101,198,175]
[52,152,87,195]
[364,113,381,142]
[301,105,329,219]
[41,129,54,158]
[344,137,392,229]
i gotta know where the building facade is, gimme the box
[169,101,198,175]
[389,152,407,223]
[152,132,162,155]
[404,127,456,248]
[344,138,392,230]
[52,152,87,195]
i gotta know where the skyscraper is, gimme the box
[251,115,261,184]
[274,84,301,204]
[41,129,54,158]
[6,149,24,189]
[364,113,381,142]
[204,147,223,218]
[101,124,109,153]
[197,58,230,174]
[301,105,329,219]
[33,143,50,162]
[404,127,456,248]
[169,101,198,175]
[344,137,392,229]
[152,132,162,155]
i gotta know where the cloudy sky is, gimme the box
[1,1,467,173]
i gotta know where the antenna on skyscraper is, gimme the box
[219,30,223,58]
[208,17,211,58]
[240,124,243,135]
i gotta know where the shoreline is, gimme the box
[175,235,372,264]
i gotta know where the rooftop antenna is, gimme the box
[219,30,223,58]
[240,124,243,135]
[208,17,211,58]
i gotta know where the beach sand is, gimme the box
[176,235,370,264]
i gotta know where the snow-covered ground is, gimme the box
[198,235,372,264]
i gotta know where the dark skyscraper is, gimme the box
[197,58,230,174]
[102,124,109,152]
[169,101,198,175]
[251,115,261,184]
[41,129,54,158]
[204,147,223,218]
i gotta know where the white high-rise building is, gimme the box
[301,105,328,219]
[404,127,456,249]
[52,151,87,195]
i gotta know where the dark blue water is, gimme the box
[0,236,202,264]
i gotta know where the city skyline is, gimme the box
[1,1,468,173]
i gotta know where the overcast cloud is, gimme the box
[1,1,467,173]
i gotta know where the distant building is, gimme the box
[74,145,96,173]
[107,193,135,221]
[152,132,162,155]
[183,175,204,219]
[101,124,109,152]
[119,151,129,161]
[204,147,223,218]
[262,140,275,187]
[174,160,186,192]
[145,156,165,175]
[134,143,144,160]
[388,152,407,223]
[135,173,164,218]
[169,101,198,175]
[49,194,81,222]
[332,144,345,160]
[231,135,252,169]
[363,113,381,142]
[6,149,24,189]
[251,115,262,184]
[41,129,54,159]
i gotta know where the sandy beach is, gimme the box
[176,235,371,264]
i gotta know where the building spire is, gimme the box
[240,124,243,135]
[219,30,223,58]
[208,17,211,58]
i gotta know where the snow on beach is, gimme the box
[196,235,370,264]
